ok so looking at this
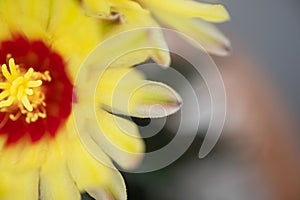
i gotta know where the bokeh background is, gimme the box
[86,0,300,199]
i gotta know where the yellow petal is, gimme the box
[49,0,100,81]
[93,109,145,169]
[100,1,169,67]
[128,81,182,118]
[110,0,150,23]
[0,0,49,40]
[81,0,111,17]
[65,127,126,200]
[142,0,230,22]
[16,0,52,29]
[0,136,5,152]
[0,18,10,41]
[40,141,81,200]
[154,12,231,56]
[73,67,145,169]
[148,28,171,67]
[96,67,145,109]
[98,25,152,68]
[97,68,182,118]
[0,138,48,171]
[0,170,39,200]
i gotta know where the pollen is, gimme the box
[0,57,51,123]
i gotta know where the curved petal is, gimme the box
[154,11,231,56]
[64,127,126,200]
[141,0,230,22]
[93,109,145,169]
[97,68,182,118]
[96,67,145,104]
[110,0,150,23]
[0,169,39,200]
[103,26,170,68]
[99,0,170,67]
[83,25,151,70]
[148,28,171,67]
[74,67,145,169]
[73,97,145,170]
[40,140,81,200]
[127,81,182,118]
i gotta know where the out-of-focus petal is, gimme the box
[154,12,231,56]
[40,141,81,200]
[0,0,49,40]
[15,0,52,27]
[126,81,182,118]
[104,26,170,67]
[0,18,10,41]
[111,0,150,23]
[99,0,171,67]
[93,109,145,169]
[75,68,144,169]
[0,138,48,171]
[48,0,100,81]
[96,67,145,107]
[141,0,230,22]
[65,127,126,200]
[0,136,6,153]
[86,26,151,69]
[97,68,182,118]
[80,0,111,17]
[148,28,171,67]
[0,170,39,200]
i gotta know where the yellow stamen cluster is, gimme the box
[0,58,51,123]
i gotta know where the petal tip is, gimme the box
[151,52,171,68]
[130,81,182,118]
[214,41,232,56]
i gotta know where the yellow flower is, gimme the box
[0,0,181,199]
[81,0,231,62]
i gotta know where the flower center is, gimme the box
[0,57,51,123]
[0,36,73,145]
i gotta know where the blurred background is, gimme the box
[87,0,300,199]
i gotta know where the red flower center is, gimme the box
[0,36,73,145]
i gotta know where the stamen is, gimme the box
[2,64,12,82]
[0,58,51,123]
